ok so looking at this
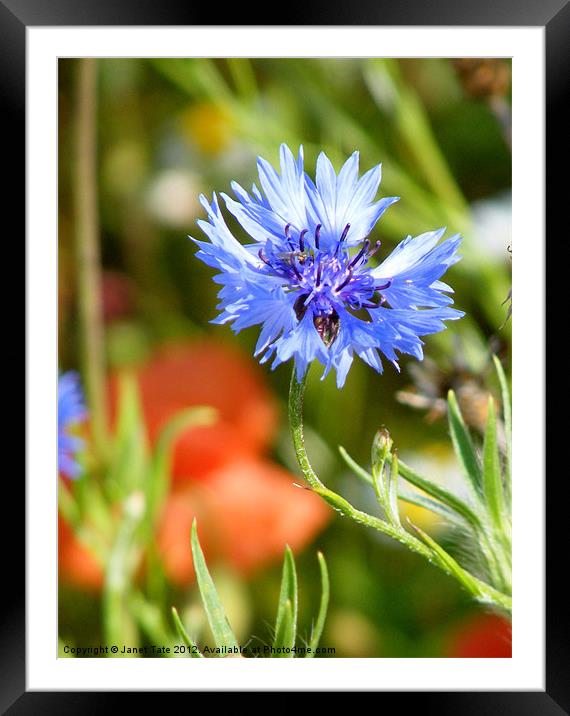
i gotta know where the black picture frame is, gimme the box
[9,0,565,710]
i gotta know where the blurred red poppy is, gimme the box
[157,458,330,585]
[109,340,279,482]
[58,515,104,592]
[447,612,512,657]
[155,485,211,585]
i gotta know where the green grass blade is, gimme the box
[107,374,147,496]
[191,520,239,652]
[272,600,295,657]
[364,59,468,212]
[273,546,298,653]
[493,355,512,494]
[482,397,505,529]
[307,552,330,658]
[103,493,145,654]
[145,407,216,534]
[447,390,483,496]
[171,607,203,658]
[129,593,176,657]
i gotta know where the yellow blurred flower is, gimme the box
[398,443,464,531]
[327,610,381,657]
[181,102,235,155]
[398,491,443,532]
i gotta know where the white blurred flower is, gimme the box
[146,169,200,228]
[471,191,512,259]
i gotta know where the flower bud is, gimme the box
[372,426,393,467]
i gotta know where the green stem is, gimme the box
[288,368,512,613]
[103,492,145,651]
[288,370,434,564]
[74,58,108,460]
[288,371,325,491]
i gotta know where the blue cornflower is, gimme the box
[58,371,87,479]
[192,145,464,388]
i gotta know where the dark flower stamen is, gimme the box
[314,224,322,250]
[335,223,351,256]
[291,261,303,281]
[349,240,371,269]
[316,258,322,286]
[194,144,463,388]
[299,229,308,252]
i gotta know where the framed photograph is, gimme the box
[10,0,565,708]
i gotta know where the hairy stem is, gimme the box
[288,371,325,490]
[288,367,512,614]
[288,370,435,563]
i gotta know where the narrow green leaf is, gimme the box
[338,445,374,486]
[493,355,512,488]
[409,521,511,612]
[447,390,483,496]
[146,407,216,528]
[108,374,148,495]
[272,600,295,658]
[371,428,392,514]
[398,488,457,523]
[171,606,203,658]
[389,452,484,532]
[274,546,298,652]
[307,552,330,658]
[341,443,481,531]
[112,374,144,447]
[130,593,174,655]
[482,397,505,528]
[410,521,478,591]
[312,484,359,517]
[364,59,467,212]
[190,520,239,651]
[103,492,146,653]
[387,452,402,528]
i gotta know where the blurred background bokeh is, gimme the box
[58,57,512,658]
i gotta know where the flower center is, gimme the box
[258,223,390,328]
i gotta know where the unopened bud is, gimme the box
[372,426,393,466]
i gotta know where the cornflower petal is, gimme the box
[192,146,464,387]
[58,371,87,479]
